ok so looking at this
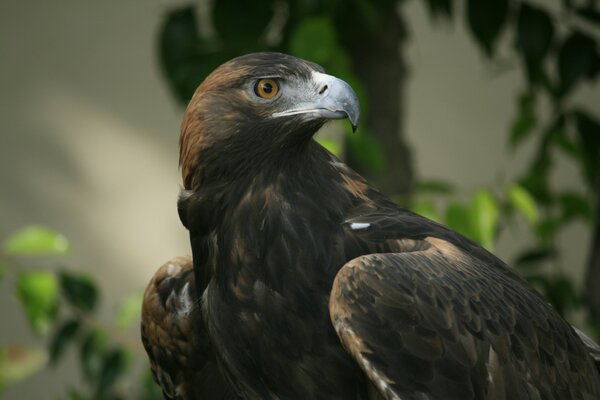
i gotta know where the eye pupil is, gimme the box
[255,78,279,99]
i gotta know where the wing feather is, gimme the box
[141,256,237,400]
[330,236,600,400]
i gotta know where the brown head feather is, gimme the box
[178,52,324,190]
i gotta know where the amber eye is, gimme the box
[254,78,279,99]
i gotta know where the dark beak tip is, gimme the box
[351,123,358,133]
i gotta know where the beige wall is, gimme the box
[0,0,597,398]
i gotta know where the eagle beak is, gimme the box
[272,71,360,132]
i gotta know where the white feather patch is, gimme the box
[178,282,193,317]
[350,222,370,230]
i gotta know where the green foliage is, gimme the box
[558,31,599,97]
[573,110,600,189]
[0,345,47,392]
[465,0,508,56]
[558,191,593,223]
[515,3,554,85]
[424,0,453,20]
[315,137,342,156]
[15,271,59,335]
[524,273,581,316]
[411,200,441,223]
[4,226,69,256]
[510,91,538,149]
[159,6,228,104]
[79,330,108,383]
[469,190,499,250]
[415,180,454,196]
[514,247,555,269]
[0,227,160,399]
[59,270,99,313]
[289,17,338,66]
[114,292,143,331]
[507,184,538,226]
[445,202,472,238]
[213,0,276,49]
[49,319,81,364]
[95,348,129,398]
[346,129,386,173]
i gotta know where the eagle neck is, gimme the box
[205,144,368,292]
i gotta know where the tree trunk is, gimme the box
[341,9,414,200]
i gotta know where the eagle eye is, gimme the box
[254,78,279,99]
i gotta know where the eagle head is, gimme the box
[179,52,359,189]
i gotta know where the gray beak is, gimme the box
[272,71,360,132]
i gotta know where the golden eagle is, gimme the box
[142,53,600,399]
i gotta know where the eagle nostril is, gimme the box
[318,84,328,95]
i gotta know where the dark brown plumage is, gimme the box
[142,52,600,399]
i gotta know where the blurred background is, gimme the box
[1,0,598,398]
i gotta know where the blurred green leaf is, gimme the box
[411,200,441,223]
[114,292,143,330]
[515,3,554,85]
[325,47,354,79]
[469,189,499,249]
[573,110,600,188]
[524,273,580,315]
[589,320,600,343]
[59,270,98,313]
[0,262,5,281]
[575,6,600,25]
[424,0,453,20]
[558,31,598,96]
[561,0,573,10]
[507,184,538,225]
[416,180,454,195]
[466,0,509,56]
[558,191,593,223]
[289,16,338,66]
[80,330,107,382]
[95,348,129,397]
[535,218,561,245]
[3,226,69,256]
[510,91,538,149]
[141,367,164,400]
[49,319,81,365]
[66,387,89,400]
[315,137,342,157]
[15,271,59,335]
[551,129,581,162]
[352,0,388,31]
[159,6,232,104]
[346,128,385,173]
[545,274,581,316]
[548,115,581,163]
[519,150,553,204]
[0,344,47,391]
[445,202,474,240]
[514,247,554,269]
[213,0,275,49]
